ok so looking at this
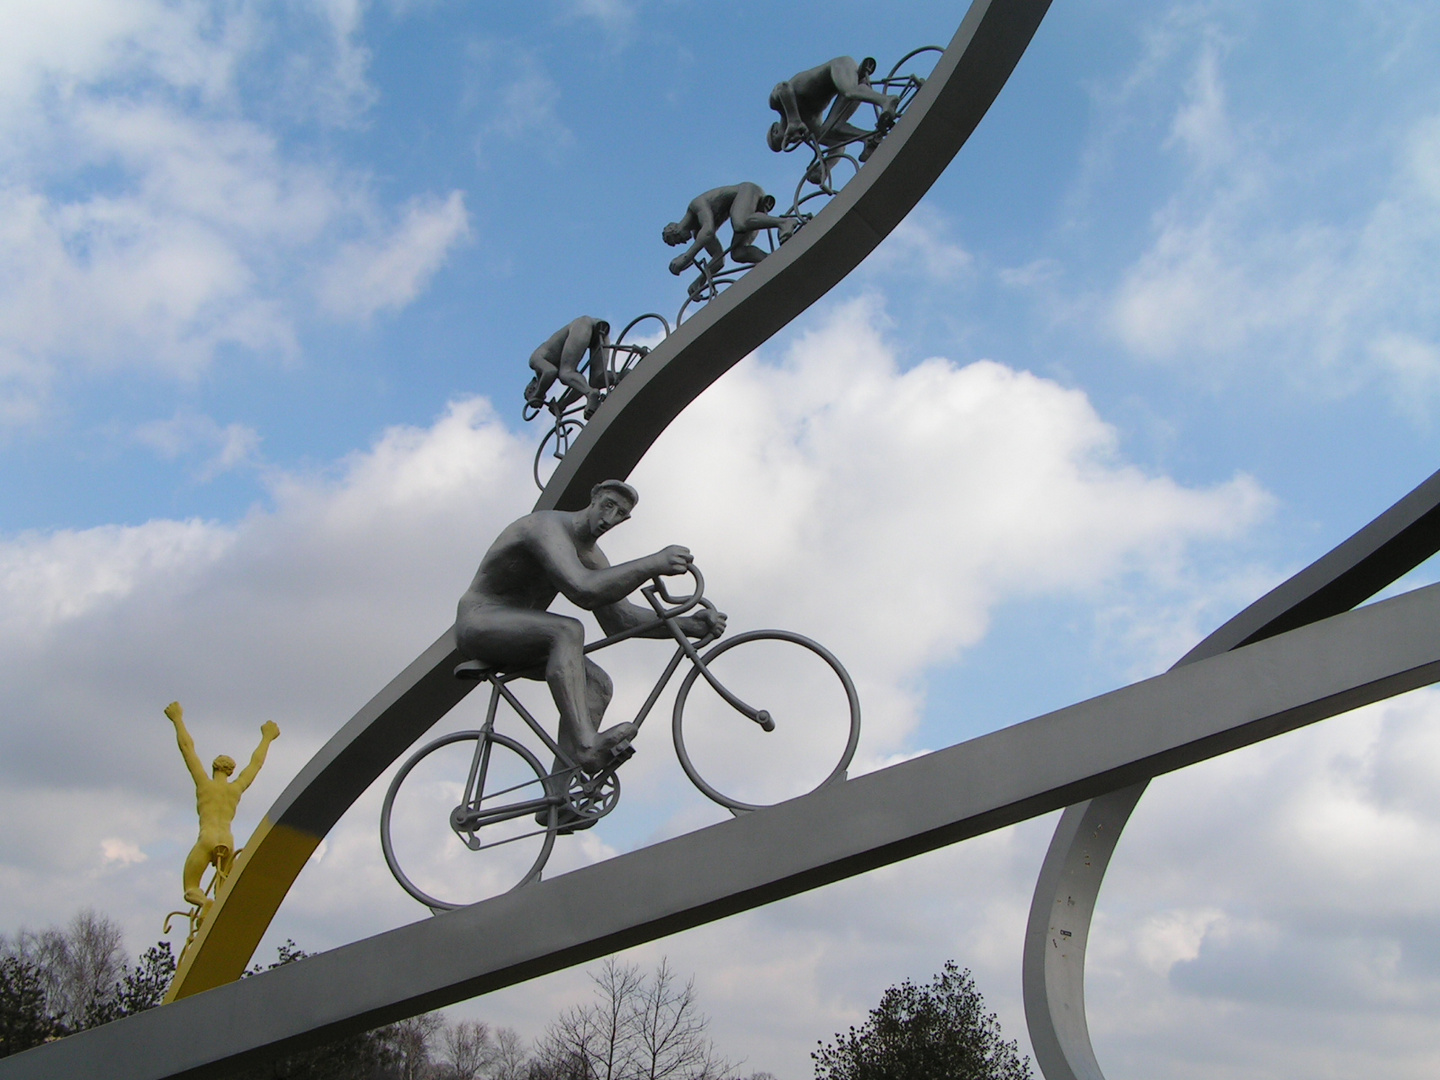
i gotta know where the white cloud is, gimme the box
[565,0,637,32]
[1086,687,1440,1079]
[0,1,466,424]
[863,206,974,281]
[470,46,575,158]
[1106,22,1440,407]
[100,838,148,867]
[134,411,262,479]
[318,191,472,319]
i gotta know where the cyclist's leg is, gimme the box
[555,658,633,772]
[527,349,559,407]
[457,607,588,753]
[556,320,600,416]
[457,607,630,774]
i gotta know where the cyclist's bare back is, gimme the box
[456,480,724,774]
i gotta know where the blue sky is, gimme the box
[4,2,1440,1078]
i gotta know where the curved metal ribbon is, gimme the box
[165,0,1057,1001]
[1023,465,1440,1080]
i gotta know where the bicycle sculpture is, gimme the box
[525,313,670,490]
[381,481,860,912]
[768,50,942,218]
[664,48,942,322]
[662,182,805,324]
[162,702,280,960]
[522,47,939,484]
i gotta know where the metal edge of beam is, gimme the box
[15,578,1440,1080]
[165,0,1057,1000]
[1022,463,1440,1080]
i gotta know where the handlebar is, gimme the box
[642,564,704,619]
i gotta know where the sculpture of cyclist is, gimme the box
[662,183,798,299]
[767,55,899,166]
[456,481,726,779]
[524,315,612,419]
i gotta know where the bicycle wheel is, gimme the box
[533,415,585,491]
[672,630,860,813]
[381,730,556,912]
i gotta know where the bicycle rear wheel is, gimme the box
[381,730,556,912]
[672,630,860,813]
[534,415,585,490]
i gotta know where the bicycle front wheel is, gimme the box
[381,730,556,912]
[673,630,860,813]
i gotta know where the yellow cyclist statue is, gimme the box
[165,702,279,911]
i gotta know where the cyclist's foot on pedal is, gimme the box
[574,723,638,774]
[534,800,602,833]
[556,807,600,835]
[570,728,639,777]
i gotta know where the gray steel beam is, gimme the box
[165,0,1058,1001]
[1022,463,1440,1080]
[11,579,1440,1080]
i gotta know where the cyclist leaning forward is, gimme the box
[455,481,727,819]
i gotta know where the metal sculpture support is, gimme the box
[10,564,1440,1078]
[0,1,1065,1073]
[149,0,1048,1012]
[1022,464,1440,1080]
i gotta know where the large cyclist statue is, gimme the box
[456,480,726,777]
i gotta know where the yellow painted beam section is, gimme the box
[164,817,322,1001]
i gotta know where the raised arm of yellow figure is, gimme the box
[165,701,208,787]
[235,721,280,793]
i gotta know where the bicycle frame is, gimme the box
[447,568,771,844]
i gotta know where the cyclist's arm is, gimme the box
[595,597,671,638]
[529,521,682,610]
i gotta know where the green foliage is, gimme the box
[0,955,63,1057]
[116,941,177,1016]
[812,962,1032,1080]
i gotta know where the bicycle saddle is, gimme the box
[452,659,493,681]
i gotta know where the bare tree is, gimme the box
[491,1025,530,1080]
[392,1011,444,1080]
[3,910,125,1028]
[532,958,729,1080]
[444,1018,497,1080]
[631,960,730,1080]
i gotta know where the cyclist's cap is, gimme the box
[591,479,638,507]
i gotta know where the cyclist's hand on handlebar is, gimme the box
[650,545,694,576]
[683,608,726,640]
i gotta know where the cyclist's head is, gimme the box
[592,479,637,507]
[859,56,877,80]
[758,193,776,214]
[662,221,689,246]
[212,755,236,777]
[592,319,610,341]
[767,121,786,153]
[588,481,636,535]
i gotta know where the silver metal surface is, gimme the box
[10,578,1440,1079]
[1022,463,1440,1080]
